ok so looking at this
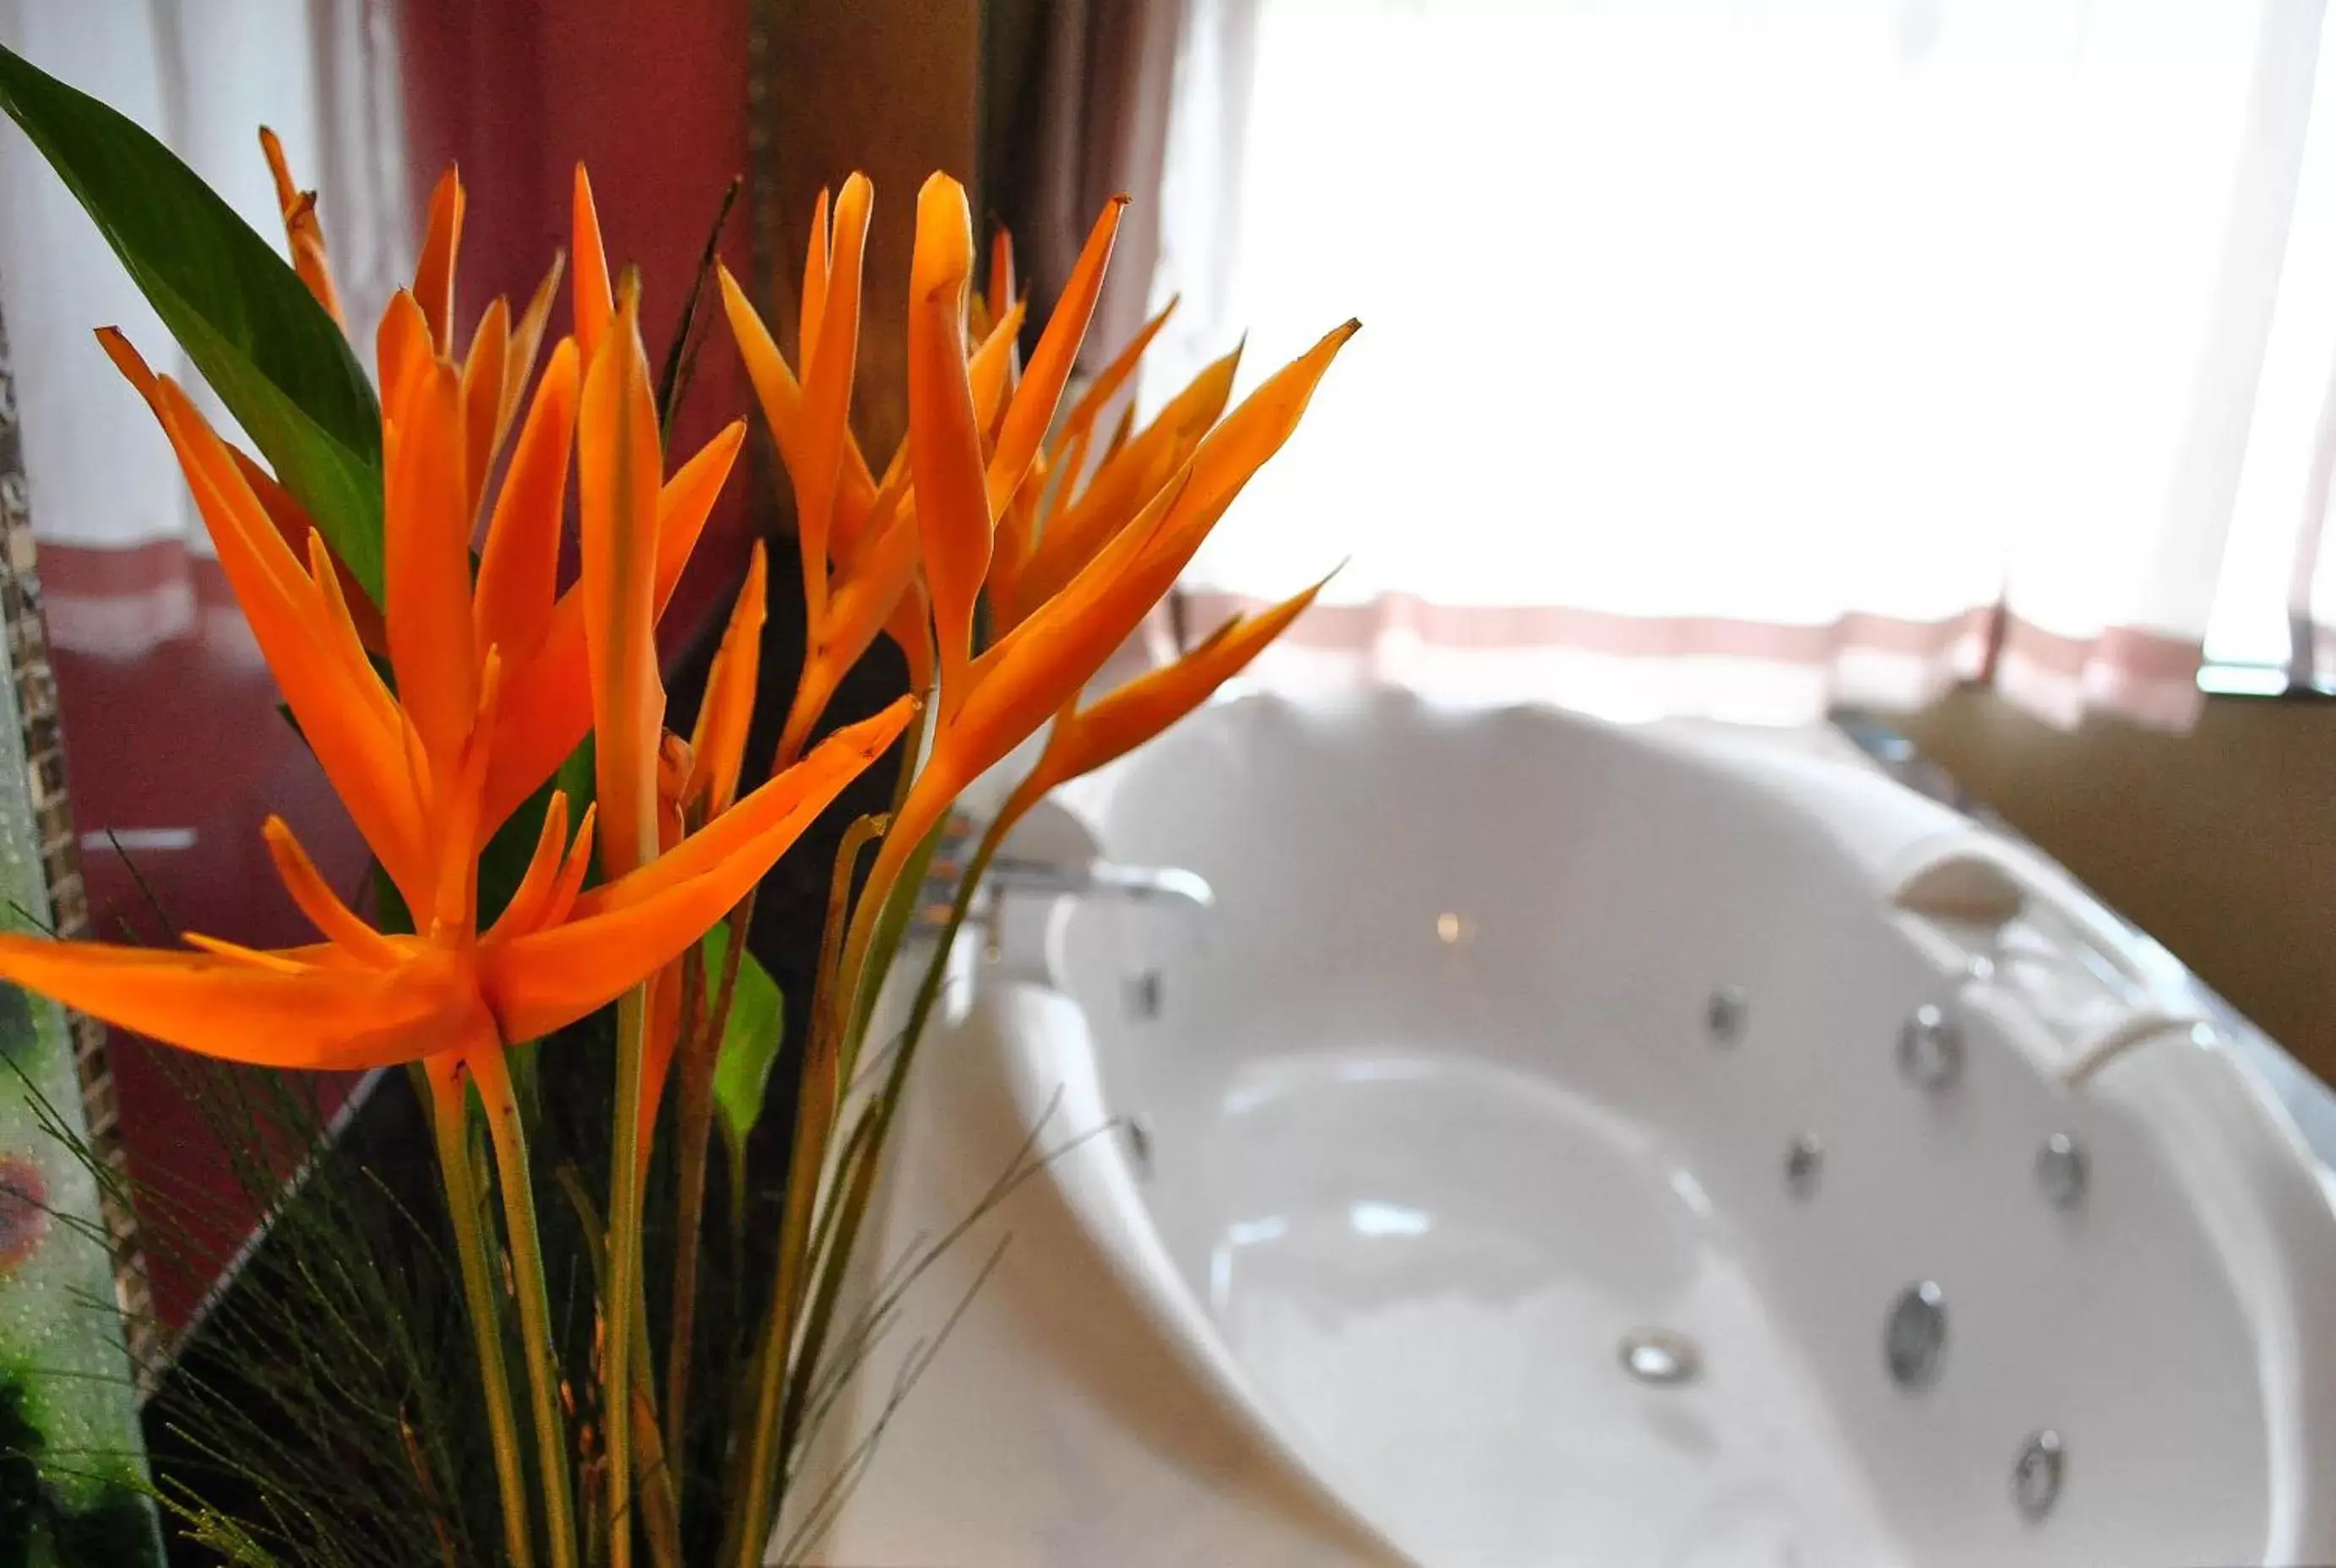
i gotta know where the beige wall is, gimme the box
[1899,690,2336,1081]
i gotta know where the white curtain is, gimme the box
[0,0,407,656]
[1148,0,2328,727]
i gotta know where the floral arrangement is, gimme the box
[0,41,1347,1568]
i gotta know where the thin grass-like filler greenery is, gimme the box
[0,40,1353,1566]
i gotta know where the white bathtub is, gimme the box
[787,692,2336,1568]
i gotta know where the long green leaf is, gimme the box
[0,44,385,600]
[705,921,785,1167]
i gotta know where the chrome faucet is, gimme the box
[915,814,1214,926]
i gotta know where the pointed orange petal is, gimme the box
[801,185,833,369]
[796,174,872,634]
[1052,295,1177,467]
[376,288,435,431]
[988,197,1123,516]
[475,336,581,662]
[259,127,344,326]
[491,700,912,1040]
[986,225,1017,339]
[572,698,912,925]
[477,418,743,838]
[937,467,1189,806]
[579,274,665,876]
[145,380,432,903]
[383,354,481,772]
[482,790,574,942]
[1129,321,1358,594]
[573,165,613,360]
[972,325,1350,755]
[888,578,935,694]
[261,816,401,965]
[906,174,991,722]
[435,647,501,927]
[0,931,496,1072]
[720,259,882,567]
[1101,399,1138,461]
[1019,344,1243,610]
[990,458,1044,632]
[104,324,388,649]
[687,542,767,820]
[543,803,597,930]
[653,418,745,603]
[304,529,404,741]
[775,502,921,768]
[967,297,1029,439]
[459,297,512,518]
[413,165,465,355]
[1047,575,1328,792]
[503,252,568,437]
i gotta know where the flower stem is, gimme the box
[421,1057,535,1568]
[473,1049,580,1568]
[730,812,1004,1565]
[606,981,649,1568]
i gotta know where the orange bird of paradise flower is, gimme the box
[0,160,912,1077]
[861,174,1355,923]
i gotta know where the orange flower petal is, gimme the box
[0,931,497,1072]
[987,197,1123,516]
[1019,344,1241,609]
[1049,294,1177,464]
[776,502,920,767]
[798,173,872,634]
[906,174,991,722]
[96,327,387,648]
[144,379,432,904]
[572,698,913,925]
[719,261,882,561]
[579,276,665,877]
[1126,321,1359,599]
[967,298,1029,439]
[492,699,912,1040]
[259,127,343,327]
[1040,574,1328,797]
[504,253,568,437]
[986,224,1016,339]
[687,541,767,820]
[990,454,1045,632]
[375,290,435,427]
[801,185,833,370]
[888,578,936,694]
[383,353,481,774]
[413,165,465,356]
[573,164,613,361]
[482,790,575,943]
[478,418,744,838]
[474,336,581,663]
[459,296,511,518]
[260,816,401,966]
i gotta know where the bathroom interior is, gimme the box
[1,2,2334,1565]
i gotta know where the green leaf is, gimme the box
[0,44,385,602]
[707,921,785,1166]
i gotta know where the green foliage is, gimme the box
[0,44,385,602]
[705,921,785,1176]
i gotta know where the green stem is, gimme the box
[473,1049,580,1568]
[785,822,1003,1455]
[606,983,649,1568]
[421,1059,535,1568]
[734,817,1007,1563]
[664,934,717,1457]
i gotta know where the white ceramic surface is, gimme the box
[786,692,2336,1568]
